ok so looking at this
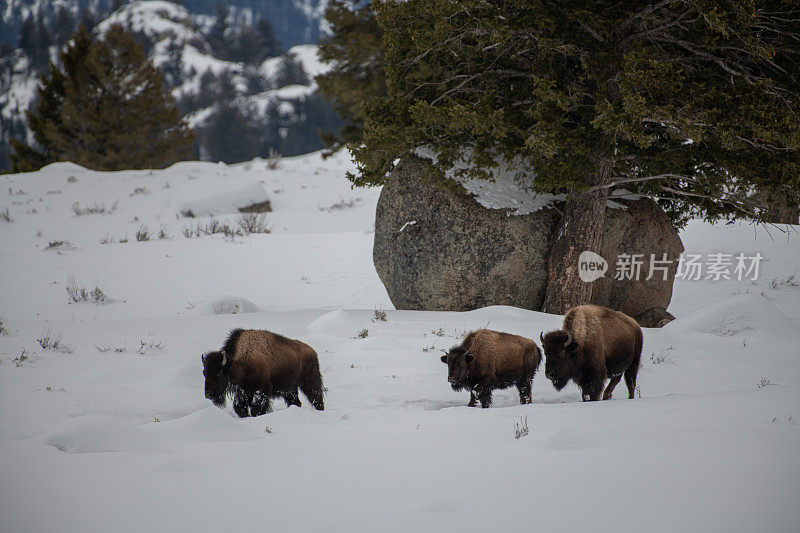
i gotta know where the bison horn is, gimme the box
[539,332,545,343]
[564,332,573,347]
[221,350,227,366]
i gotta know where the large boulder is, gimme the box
[373,155,684,326]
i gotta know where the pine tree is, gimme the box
[208,2,230,60]
[316,0,385,155]
[11,25,194,172]
[273,52,308,87]
[348,0,800,312]
[202,104,259,163]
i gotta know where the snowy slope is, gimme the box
[1,152,799,532]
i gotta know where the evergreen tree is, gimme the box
[203,103,259,163]
[208,2,230,59]
[11,25,194,172]
[51,6,76,44]
[316,0,385,155]
[273,52,308,87]
[17,15,35,54]
[255,18,282,60]
[350,0,800,312]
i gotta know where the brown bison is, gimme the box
[541,304,642,402]
[440,329,541,408]
[202,329,324,417]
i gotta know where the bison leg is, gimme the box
[233,390,253,418]
[624,360,640,400]
[602,375,622,400]
[517,380,533,405]
[284,388,302,408]
[250,392,271,416]
[467,391,478,407]
[300,367,325,410]
[476,383,493,408]
[581,383,603,402]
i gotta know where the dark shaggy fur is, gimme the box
[541,305,643,402]
[440,329,541,408]
[202,328,324,417]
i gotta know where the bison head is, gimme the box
[540,330,577,391]
[201,350,229,406]
[440,346,474,391]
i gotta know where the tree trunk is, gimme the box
[543,157,613,314]
[763,195,799,225]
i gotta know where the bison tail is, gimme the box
[301,359,325,411]
[625,328,643,399]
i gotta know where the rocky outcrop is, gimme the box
[373,155,684,325]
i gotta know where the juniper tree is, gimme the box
[11,25,193,172]
[346,0,800,312]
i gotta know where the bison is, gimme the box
[440,329,541,408]
[540,304,642,402]
[202,328,324,417]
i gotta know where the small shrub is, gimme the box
[0,207,12,222]
[99,233,114,244]
[130,187,148,196]
[135,225,150,242]
[66,275,108,304]
[180,209,195,218]
[137,339,165,355]
[66,175,77,183]
[356,328,369,339]
[72,201,117,216]
[118,233,129,243]
[157,226,169,240]
[431,328,445,337]
[236,213,270,234]
[514,415,529,439]
[758,378,771,388]
[37,324,73,353]
[0,319,7,336]
[319,199,360,212]
[45,240,68,250]
[14,348,30,367]
[769,274,799,289]
[96,344,127,353]
[650,346,672,364]
[372,308,387,322]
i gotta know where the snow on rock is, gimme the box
[178,180,270,217]
[186,295,263,315]
[413,147,649,214]
[414,146,565,215]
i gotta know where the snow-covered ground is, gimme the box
[1,151,799,532]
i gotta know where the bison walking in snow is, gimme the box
[541,304,642,401]
[440,329,541,408]
[202,329,325,417]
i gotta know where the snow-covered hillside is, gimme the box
[1,153,799,532]
[1,1,337,168]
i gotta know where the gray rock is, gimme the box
[373,155,558,311]
[373,155,684,325]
